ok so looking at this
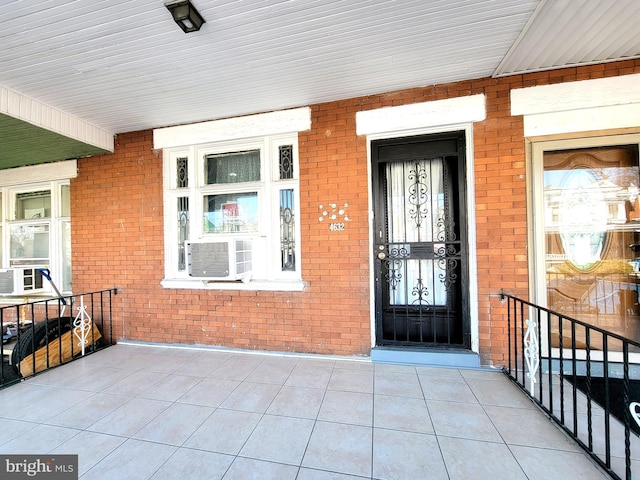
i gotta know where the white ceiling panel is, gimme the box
[0,0,539,135]
[494,0,640,76]
[0,0,638,167]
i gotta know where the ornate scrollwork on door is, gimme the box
[384,245,409,291]
[407,161,430,228]
[434,244,460,291]
[436,258,459,291]
[411,277,431,306]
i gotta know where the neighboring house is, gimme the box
[1,3,640,368]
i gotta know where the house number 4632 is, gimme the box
[329,222,345,231]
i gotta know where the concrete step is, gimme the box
[371,346,481,368]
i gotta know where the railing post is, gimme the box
[524,316,540,394]
[72,295,92,356]
[623,342,631,480]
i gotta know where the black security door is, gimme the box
[372,132,470,348]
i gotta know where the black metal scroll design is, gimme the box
[411,277,431,306]
[279,145,293,180]
[407,161,430,228]
[281,206,295,271]
[434,244,459,291]
[384,245,409,291]
[177,157,188,188]
[177,197,189,271]
[435,217,457,242]
[435,160,456,242]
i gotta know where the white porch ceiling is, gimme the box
[0,0,639,168]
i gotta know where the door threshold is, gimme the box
[371,346,480,369]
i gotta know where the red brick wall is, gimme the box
[71,59,640,363]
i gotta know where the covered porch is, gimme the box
[0,342,608,479]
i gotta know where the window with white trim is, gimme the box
[0,180,72,296]
[162,133,301,288]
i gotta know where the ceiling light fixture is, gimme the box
[165,0,205,33]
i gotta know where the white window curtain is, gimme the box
[386,158,447,306]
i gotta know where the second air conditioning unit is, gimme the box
[0,268,45,295]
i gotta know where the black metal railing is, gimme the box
[0,289,117,388]
[501,291,640,480]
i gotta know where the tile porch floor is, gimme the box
[0,343,610,479]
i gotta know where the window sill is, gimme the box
[161,278,306,292]
[0,293,71,306]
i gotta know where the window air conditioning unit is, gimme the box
[0,268,45,295]
[186,239,252,281]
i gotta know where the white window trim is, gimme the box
[0,160,77,187]
[154,107,311,149]
[0,178,72,299]
[356,94,486,136]
[511,73,640,137]
[157,109,310,292]
[529,132,640,307]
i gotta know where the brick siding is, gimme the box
[70,59,640,364]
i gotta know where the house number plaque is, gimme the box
[319,203,350,231]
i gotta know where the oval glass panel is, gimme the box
[558,168,607,270]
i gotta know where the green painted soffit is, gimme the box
[0,113,111,170]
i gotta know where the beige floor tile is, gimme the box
[102,370,168,397]
[86,397,170,436]
[484,405,581,451]
[318,390,373,426]
[303,421,372,478]
[137,374,202,402]
[427,399,502,442]
[132,402,214,446]
[297,469,369,480]
[332,359,374,371]
[219,381,281,413]
[51,430,126,477]
[222,457,299,480]
[149,448,233,480]
[375,371,424,398]
[4,385,94,423]
[285,364,333,388]
[176,377,240,407]
[373,428,447,480]
[45,392,130,429]
[209,355,263,381]
[30,363,128,391]
[168,355,224,377]
[0,418,38,445]
[510,444,610,480]
[418,375,477,403]
[375,363,417,374]
[183,408,261,455]
[374,394,434,434]
[266,385,325,419]
[81,438,176,480]
[328,368,374,393]
[245,361,296,385]
[239,414,314,465]
[438,436,527,480]
[415,365,464,378]
[0,424,80,454]
[466,376,536,409]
